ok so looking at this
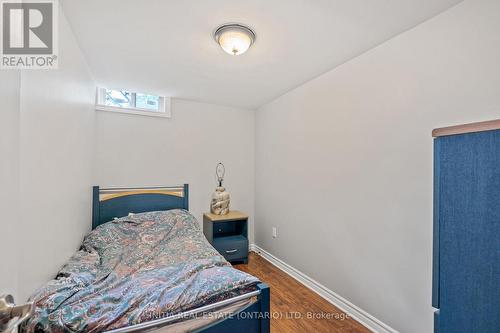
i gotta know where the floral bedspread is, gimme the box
[24,209,259,333]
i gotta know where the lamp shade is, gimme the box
[214,24,256,56]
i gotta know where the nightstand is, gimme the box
[203,211,248,264]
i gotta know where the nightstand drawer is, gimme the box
[213,221,237,235]
[213,235,248,261]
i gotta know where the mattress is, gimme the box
[24,210,259,333]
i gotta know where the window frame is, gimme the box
[95,87,171,118]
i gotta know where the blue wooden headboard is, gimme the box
[92,184,189,229]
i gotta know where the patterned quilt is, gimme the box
[24,209,259,333]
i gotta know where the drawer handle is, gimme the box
[225,249,238,254]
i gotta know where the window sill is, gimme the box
[95,105,171,118]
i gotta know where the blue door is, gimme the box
[433,129,500,332]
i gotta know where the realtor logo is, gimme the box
[1,0,58,69]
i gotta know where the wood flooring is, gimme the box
[234,252,372,333]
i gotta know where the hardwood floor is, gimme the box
[234,252,372,333]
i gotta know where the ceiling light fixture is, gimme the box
[214,23,256,56]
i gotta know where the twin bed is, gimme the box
[24,185,270,333]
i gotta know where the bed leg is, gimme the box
[257,283,270,333]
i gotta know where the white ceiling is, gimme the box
[61,0,462,109]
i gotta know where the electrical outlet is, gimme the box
[272,227,277,238]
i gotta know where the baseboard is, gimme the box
[249,244,399,333]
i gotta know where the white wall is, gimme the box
[254,0,500,332]
[93,99,255,242]
[16,7,96,300]
[0,71,21,300]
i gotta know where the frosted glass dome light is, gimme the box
[214,24,256,56]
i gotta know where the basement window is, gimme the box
[96,87,171,118]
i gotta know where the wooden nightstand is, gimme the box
[203,211,249,264]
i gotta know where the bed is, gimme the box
[24,185,270,333]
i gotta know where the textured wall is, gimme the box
[0,71,21,299]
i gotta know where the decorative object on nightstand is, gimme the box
[203,210,248,264]
[210,162,230,215]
